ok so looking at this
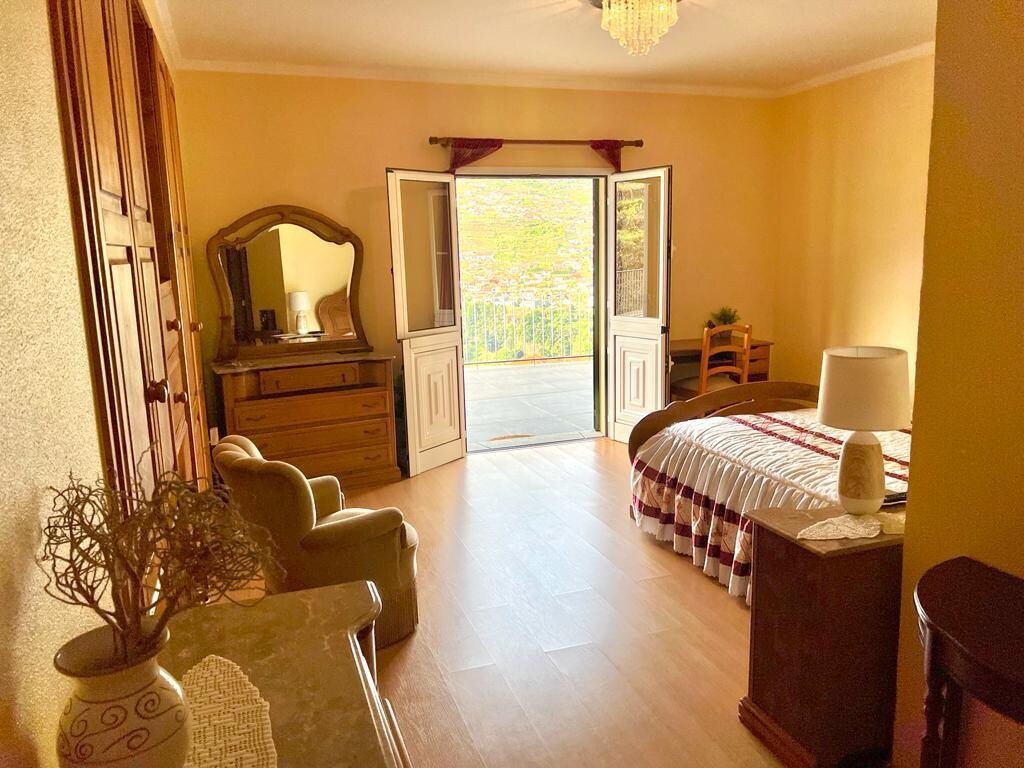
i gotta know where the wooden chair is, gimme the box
[671,323,752,401]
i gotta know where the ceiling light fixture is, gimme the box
[591,0,682,56]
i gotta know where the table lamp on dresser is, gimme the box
[818,346,911,514]
[288,290,311,335]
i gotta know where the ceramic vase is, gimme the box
[54,625,191,768]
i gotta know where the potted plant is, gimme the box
[40,472,274,768]
[706,306,741,342]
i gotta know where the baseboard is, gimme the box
[739,696,817,768]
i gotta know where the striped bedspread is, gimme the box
[630,408,910,599]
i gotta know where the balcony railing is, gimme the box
[462,291,594,364]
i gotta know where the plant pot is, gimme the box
[54,624,191,768]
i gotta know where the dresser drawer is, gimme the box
[286,444,394,478]
[235,388,389,431]
[259,363,360,395]
[251,419,390,457]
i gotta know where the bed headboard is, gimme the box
[627,381,820,462]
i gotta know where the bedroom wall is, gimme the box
[772,55,935,386]
[892,1,1024,765]
[0,0,103,765]
[175,71,779,410]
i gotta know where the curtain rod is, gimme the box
[429,137,644,148]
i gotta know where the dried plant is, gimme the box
[39,471,277,665]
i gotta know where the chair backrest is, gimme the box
[698,323,753,394]
[212,435,317,589]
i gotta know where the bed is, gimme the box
[627,382,911,599]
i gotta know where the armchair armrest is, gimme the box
[300,507,404,552]
[309,475,344,519]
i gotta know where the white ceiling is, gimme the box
[160,0,937,95]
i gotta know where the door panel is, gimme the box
[402,333,466,475]
[387,169,467,475]
[607,167,672,444]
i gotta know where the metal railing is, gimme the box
[462,291,594,364]
[614,267,646,318]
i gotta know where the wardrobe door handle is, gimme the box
[166,318,182,332]
[190,321,204,332]
[173,391,189,405]
[146,379,170,404]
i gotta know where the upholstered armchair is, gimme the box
[212,435,418,647]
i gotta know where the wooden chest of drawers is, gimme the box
[213,353,401,489]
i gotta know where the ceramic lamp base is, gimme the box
[837,430,886,515]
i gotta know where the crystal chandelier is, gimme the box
[600,0,680,56]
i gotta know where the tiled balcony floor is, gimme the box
[464,359,601,451]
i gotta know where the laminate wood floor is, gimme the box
[348,438,780,768]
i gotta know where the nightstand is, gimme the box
[740,506,904,768]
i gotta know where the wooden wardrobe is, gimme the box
[49,0,210,489]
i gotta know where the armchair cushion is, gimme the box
[301,507,405,551]
[309,475,344,519]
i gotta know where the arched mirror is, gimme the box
[208,206,371,360]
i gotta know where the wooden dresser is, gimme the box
[741,506,904,768]
[213,352,401,489]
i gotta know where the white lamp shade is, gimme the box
[287,291,311,312]
[817,346,911,431]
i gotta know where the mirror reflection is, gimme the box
[222,223,355,345]
[399,178,456,332]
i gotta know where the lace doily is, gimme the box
[798,511,906,540]
[182,655,278,768]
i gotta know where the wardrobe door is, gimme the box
[133,10,211,483]
[50,0,172,490]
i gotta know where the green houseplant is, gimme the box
[706,306,741,329]
[40,472,274,768]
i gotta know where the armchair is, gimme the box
[212,435,418,647]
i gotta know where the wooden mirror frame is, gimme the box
[208,205,372,360]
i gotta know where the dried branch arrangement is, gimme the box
[40,472,277,665]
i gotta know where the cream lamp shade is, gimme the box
[287,291,311,312]
[817,347,911,432]
[818,346,911,515]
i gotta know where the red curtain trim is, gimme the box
[447,138,504,173]
[590,139,625,172]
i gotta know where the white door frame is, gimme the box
[387,169,467,475]
[606,166,672,444]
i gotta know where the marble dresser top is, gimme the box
[163,581,401,768]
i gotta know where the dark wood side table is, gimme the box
[741,507,904,768]
[915,556,1024,768]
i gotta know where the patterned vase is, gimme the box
[54,625,191,768]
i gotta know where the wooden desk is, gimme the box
[741,506,903,768]
[163,582,411,767]
[670,337,774,381]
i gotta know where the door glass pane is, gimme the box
[614,176,661,319]
[400,178,456,332]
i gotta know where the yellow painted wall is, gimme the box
[277,226,354,334]
[773,56,935,386]
[175,71,779,409]
[0,1,103,765]
[892,2,1024,765]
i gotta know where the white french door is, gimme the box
[607,167,672,443]
[387,169,467,475]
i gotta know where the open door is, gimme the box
[607,167,672,443]
[387,170,467,475]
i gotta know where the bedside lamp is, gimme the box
[288,291,311,335]
[818,347,911,515]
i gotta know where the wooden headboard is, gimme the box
[627,381,820,462]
